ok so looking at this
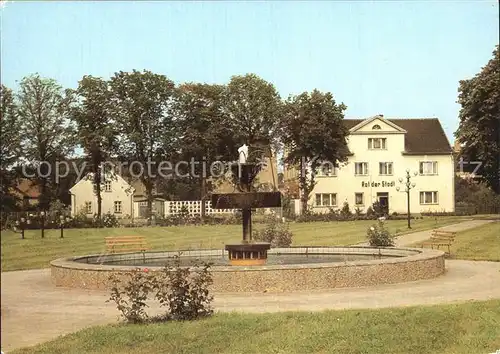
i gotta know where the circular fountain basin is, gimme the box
[51,246,445,293]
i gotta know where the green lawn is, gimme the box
[0,216,469,271]
[1,216,472,271]
[11,300,500,354]
[417,221,500,261]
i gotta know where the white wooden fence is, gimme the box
[164,200,236,216]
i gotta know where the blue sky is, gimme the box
[1,1,498,143]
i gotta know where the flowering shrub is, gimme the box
[101,212,119,228]
[366,219,395,247]
[155,257,213,321]
[108,268,156,324]
[107,257,213,324]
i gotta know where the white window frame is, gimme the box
[114,201,122,214]
[419,161,438,175]
[420,191,438,205]
[368,138,387,150]
[355,192,364,206]
[355,162,369,176]
[315,164,337,177]
[315,193,337,207]
[379,162,393,176]
[104,180,112,192]
[84,201,92,214]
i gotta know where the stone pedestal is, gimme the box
[225,242,271,266]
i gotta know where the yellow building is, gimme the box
[285,115,455,214]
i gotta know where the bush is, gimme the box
[68,208,94,228]
[107,257,213,324]
[371,201,386,218]
[101,212,119,228]
[281,194,295,219]
[386,214,420,220]
[455,178,500,214]
[108,268,156,324]
[48,200,71,218]
[254,214,293,247]
[366,219,395,247]
[155,257,213,321]
[340,202,351,219]
[366,206,375,218]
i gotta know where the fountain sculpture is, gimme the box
[211,144,281,265]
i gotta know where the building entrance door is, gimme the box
[377,192,389,214]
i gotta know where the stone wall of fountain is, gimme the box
[51,247,445,293]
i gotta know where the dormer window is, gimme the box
[372,124,381,130]
[368,138,387,149]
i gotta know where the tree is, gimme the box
[455,177,500,214]
[281,89,350,214]
[69,76,116,222]
[175,83,238,217]
[0,85,22,211]
[223,73,283,152]
[455,45,500,194]
[17,74,75,210]
[109,70,176,223]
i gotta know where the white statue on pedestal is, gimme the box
[238,144,248,163]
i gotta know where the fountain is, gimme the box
[210,143,281,265]
[50,144,446,293]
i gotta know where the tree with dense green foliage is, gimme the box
[0,85,22,211]
[223,73,283,153]
[109,70,176,222]
[17,74,75,210]
[69,75,116,221]
[175,83,238,216]
[281,90,350,214]
[455,177,500,214]
[455,45,499,194]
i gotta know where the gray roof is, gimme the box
[344,118,453,154]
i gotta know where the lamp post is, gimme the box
[59,215,65,238]
[16,217,27,239]
[396,169,418,229]
[40,211,45,238]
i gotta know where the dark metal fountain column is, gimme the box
[211,149,281,266]
[241,164,252,243]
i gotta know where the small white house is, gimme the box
[70,173,171,219]
[70,173,135,218]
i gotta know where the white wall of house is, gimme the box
[70,174,135,217]
[308,117,455,214]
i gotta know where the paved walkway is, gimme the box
[354,218,495,247]
[394,219,494,246]
[1,219,499,352]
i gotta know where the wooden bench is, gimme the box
[105,236,150,254]
[421,230,457,255]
